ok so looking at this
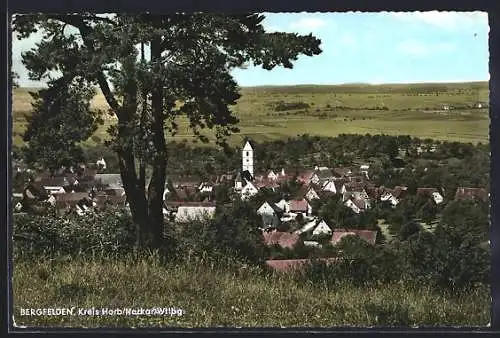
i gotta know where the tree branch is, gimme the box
[45,14,122,114]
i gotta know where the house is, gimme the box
[262,230,302,250]
[37,177,70,194]
[275,199,290,213]
[241,181,259,200]
[12,195,24,212]
[295,170,315,185]
[288,199,312,216]
[454,187,489,203]
[360,164,370,179]
[379,185,407,206]
[417,188,444,204]
[254,179,280,191]
[305,186,320,201]
[332,167,353,178]
[310,169,334,185]
[303,241,322,248]
[312,220,332,236]
[96,157,107,171]
[53,192,93,216]
[174,203,217,223]
[331,229,377,246]
[257,202,282,228]
[344,197,370,214]
[294,218,319,235]
[266,170,278,181]
[169,186,198,201]
[171,176,200,189]
[234,172,244,191]
[198,182,214,194]
[94,173,123,189]
[380,190,399,207]
[23,182,50,201]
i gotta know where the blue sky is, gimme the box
[12,11,489,87]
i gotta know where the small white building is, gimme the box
[312,220,332,236]
[241,181,259,200]
[44,186,66,195]
[380,192,399,207]
[305,187,320,201]
[96,157,107,170]
[175,206,216,223]
[275,199,290,213]
[198,182,213,193]
[257,202,281,228]
[267,170,278,180]
[294,218,318,235]
[322,180,338,194]
[432,192,444,204]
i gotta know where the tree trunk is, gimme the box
[146,36,167,248]
[116,56,150,247]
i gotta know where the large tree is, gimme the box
[13,13,322,248]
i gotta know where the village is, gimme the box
[11,139,489,264]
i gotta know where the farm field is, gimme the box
[12,82,490,147]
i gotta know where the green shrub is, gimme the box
[13,209,137,258]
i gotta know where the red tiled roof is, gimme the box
[344,182,365,192]
[392,186,408,198]
[455,187,488,202]
[255,179,280,189]
[331,229,377,245]
[262,231,301,249]
[288,199,309,212]
[417,187,438,196]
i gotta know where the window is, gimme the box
[246,151,249,156]
[246,159,249,163]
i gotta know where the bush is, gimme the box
[401,226,490,291]
[174,201,267,266]
[300,236,405,286]
[13,209,137,258]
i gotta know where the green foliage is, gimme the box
[12,254,490,327]
[174,201,267,265]
[402,225,490,291]
[22,77,103,172]
[440,199,489,243]
[13,209,137,257]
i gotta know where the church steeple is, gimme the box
[242,141,254,176]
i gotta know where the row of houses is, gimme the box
[263,228,378,250]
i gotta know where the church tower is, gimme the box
[242,141,254,176]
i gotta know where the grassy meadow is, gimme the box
[12,82,489,147]
[13,255,490,328]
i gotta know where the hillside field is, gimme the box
[11,82,490,147]
[13,255,490,327]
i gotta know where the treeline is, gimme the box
[241,82,487,95]
[70,134,489,197]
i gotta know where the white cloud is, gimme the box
[289,17,328,33]
[390,11,488,30]
[397,39,455,57]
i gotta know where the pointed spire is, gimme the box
[243,141,253,151]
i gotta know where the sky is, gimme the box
[11,11,490,87]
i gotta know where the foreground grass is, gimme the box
[13,255,490,328]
